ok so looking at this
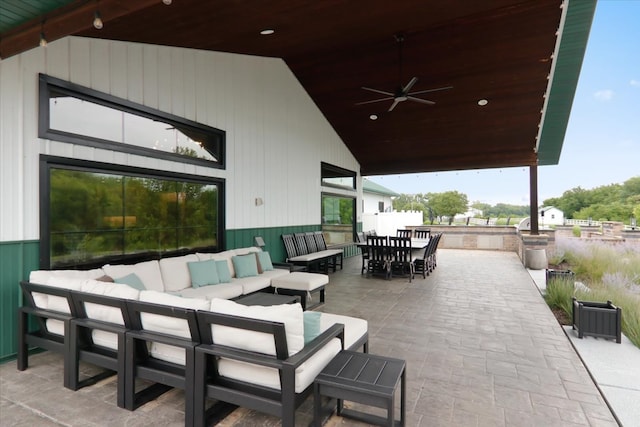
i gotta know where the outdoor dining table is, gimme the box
[355,238,430,251]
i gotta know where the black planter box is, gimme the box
[546,268,575,285]
[572,298,622,343]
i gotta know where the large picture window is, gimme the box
[39,74,225,168]
[321,193,355,245]
[41,156,224,269]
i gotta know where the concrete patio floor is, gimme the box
[0,249,619,426]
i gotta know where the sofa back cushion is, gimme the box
[80,279,140,349]
[29,268,106,285]
[158,254,199,292]
[139,291,209,365]
[208,298,304,356]
[103,260,164,292]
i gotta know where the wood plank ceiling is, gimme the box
[0,0,567,176]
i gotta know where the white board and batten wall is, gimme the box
[0,36,360,243]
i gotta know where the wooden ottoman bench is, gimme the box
[272,272,328,310]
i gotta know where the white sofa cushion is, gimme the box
[29,268,105,285]
[319,313,368,350]
[209,298,304,356]
[138,291,209,365]
[80,279,140,350]
[179,282,243,300]
[259,268,291,281]
[38,277,87,336]
[158,254,199,292]
[103,260,164,292]
[217,338,341,393]
[231,276,272,295]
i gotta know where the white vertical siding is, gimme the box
[0,36,359,242]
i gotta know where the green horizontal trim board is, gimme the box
[538,0,597,165]
[0,240,39,362]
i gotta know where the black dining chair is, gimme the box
[396,229,412,238]
[366,235,389,278]
[414,228,430,239]
[389,236,413,281]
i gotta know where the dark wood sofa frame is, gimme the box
[281,232,343,274]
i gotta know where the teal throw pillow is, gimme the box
[114,273,145,290]
[188,259,219,288]
[256,251,274,271]
[232,254,259,278]
[215,260,232,283]
[303,311,322,345]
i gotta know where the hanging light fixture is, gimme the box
[162,0,172,5]
[93,11,103,29]
[39,21,47,47]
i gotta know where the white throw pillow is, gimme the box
[208,298,304,356]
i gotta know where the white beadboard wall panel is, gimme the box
[21,49,47,240]
[157,46,173,114]
[110,42,128,99]
[0,58,22,241]
[90,40,111,93]
[69,38,92,87]
[0,36,359,242]
[126,43,144,104]
[45,39,70,82]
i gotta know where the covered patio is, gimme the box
[1,249,617,426]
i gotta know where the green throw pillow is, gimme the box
[303,311,322,345]
[232,254,259,278]
[256,251,274,271]
[114,273,145,290]
[188,259,219,288]
[215,260,232,283]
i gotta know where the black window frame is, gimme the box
[38,74,225,169]
[39,155,225,269]
[321,162,356,191]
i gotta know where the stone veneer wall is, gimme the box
[407,225,557,267]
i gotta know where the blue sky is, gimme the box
[367,1,639,206]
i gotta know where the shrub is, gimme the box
[572,225,581,237]
[547,235,640,348]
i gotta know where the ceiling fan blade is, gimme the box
[355,97,394,106]
[406,96,436,105]
[362,87,394,96]
[408,85,453,96]
[402,77,418,93]
[388,99,401,112]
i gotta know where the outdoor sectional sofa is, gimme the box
[17,246,368,427]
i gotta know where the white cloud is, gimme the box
[631,79,640,88]
[594,89,614,101]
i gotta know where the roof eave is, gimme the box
[537,0,597,166]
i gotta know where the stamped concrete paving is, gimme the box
[0,249,618,426]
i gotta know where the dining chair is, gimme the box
[389,236,413,281]
[396,229,412,238]
[366,235,389,278]
[414,228,430,239]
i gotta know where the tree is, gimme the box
[427,191,469,224]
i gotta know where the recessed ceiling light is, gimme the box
[260,29,275,35]
[369,114,378,120]
[477,99,488,106]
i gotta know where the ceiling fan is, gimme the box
[356,34,452,112]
